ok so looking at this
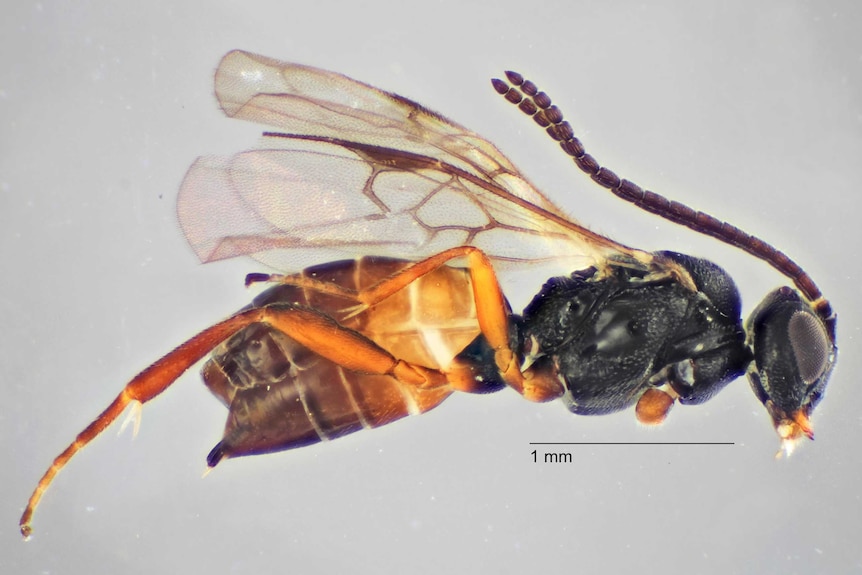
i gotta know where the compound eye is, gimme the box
[786,307,832,386]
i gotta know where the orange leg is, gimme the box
[260,247,553,399]
[20,303,446,539]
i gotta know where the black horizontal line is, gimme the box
[529,442,734,445]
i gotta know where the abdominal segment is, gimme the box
[200,257,482,466]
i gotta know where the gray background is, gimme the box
[3,1,861,573]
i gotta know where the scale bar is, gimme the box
[529,442,734,445]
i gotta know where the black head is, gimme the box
[746,287,837,456]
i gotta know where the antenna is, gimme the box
[491,71,832,322]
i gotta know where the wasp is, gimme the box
[20,50,837,538]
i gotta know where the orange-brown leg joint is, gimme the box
[258,305,399,375]
[635,388,676,426]
[458,248,527,394]
[519,364,566,403]
[259,305,448,389]
[357,246,525,392]
[286,246,526,395]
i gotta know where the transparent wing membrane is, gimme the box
[178,50,646,275]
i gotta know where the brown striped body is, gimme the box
[201,257,482,464]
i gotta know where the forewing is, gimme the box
[178,50,644,273]
[213,50,563,214]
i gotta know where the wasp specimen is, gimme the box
[20,51,837,538]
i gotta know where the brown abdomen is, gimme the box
[201,257,481,466]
